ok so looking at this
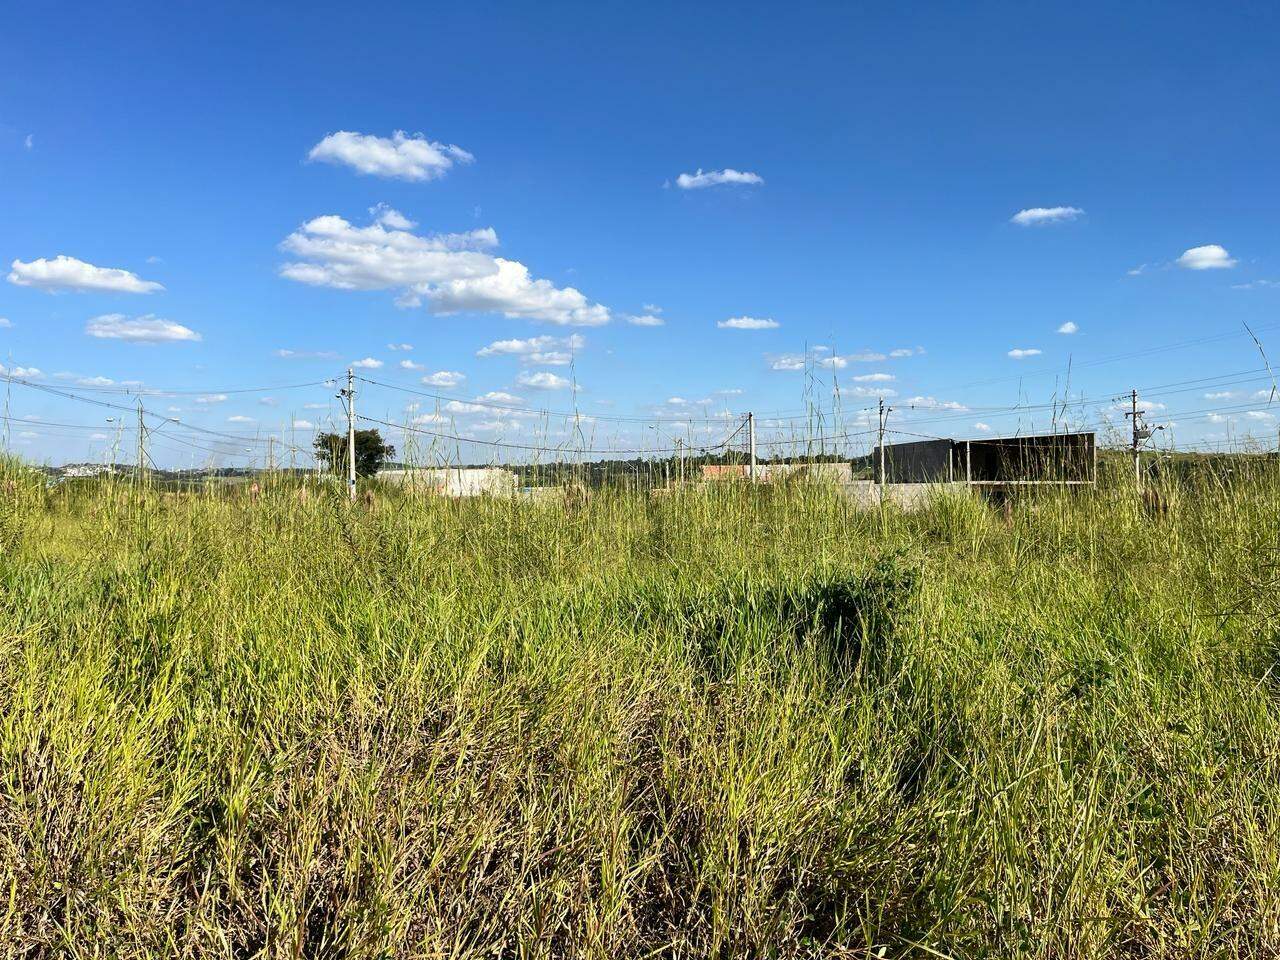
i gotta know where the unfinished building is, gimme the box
[873,432,1097,488]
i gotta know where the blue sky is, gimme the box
[2,0,1278,466]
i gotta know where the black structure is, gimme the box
[874,432,1096,486]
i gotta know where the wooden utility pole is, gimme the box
[747,412,756,482]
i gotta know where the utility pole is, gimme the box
[339,367,357,502]
[877,397,889,504]
[747,412,756,482]
[675,436,684,486]
[1125,388,1161,491]
[135,396,146,487]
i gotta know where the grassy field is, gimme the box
[2,461,1279,958]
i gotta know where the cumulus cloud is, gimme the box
[0,318,11,328]
[1010,206,1084,226]
[279,213,609,326]
[0,365,42,378]
[350,357,383,369]
[85,314,201,343]
[476,334,583,364]
[292,419,315,429]
[195,394,228,405]
[1007,348,1042,359]
[852,373,894,382]
[906,396,968,411]
[9,256,164,293]
[421,371,466,387]
[1232,279,1278,290]
[627,314,665,326]
[889,347,925,358]
[227,415,255,423]
[718,316,778,330]
[1057,321,1079,334]
[973,422,992,432]
[516,370,571,390]
[386,341,414,351]
[399,359,425,371]
[308,130,474,181]
[1177,244,1237,270]
[675,168,764,189]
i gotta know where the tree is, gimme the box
[313,429,395,478]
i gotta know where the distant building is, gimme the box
[377,466,517,498]
[872,432,1097,487]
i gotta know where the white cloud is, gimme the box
[351,357,383,369]
[421,370,466,388]
[642,303,663,314]
[1205,391,1239,400]
[259,397,278,406]
[303,402,327,410]
[24,134,34,150]
[90,432,109,441]
[369,205,417,230]
[228,415,255,423]
[717,387,743,395]
[1246,410,1275,420]
[308,130,473,181]
[1177,244,1237,270]
[478,391,523,404]
[627,314,665,327]
[906,396,969,411]
[195,394,228,405]
[770,355,807,371]
[973,422,992,432]
[1232,279,1278,290]
[844,386,897,398]
[411,412,448,425]
[1057,321,1078,335]
[399,359,425,371]
[889,347,925,358]
[9,256,164,294]
[428,258,610,326]
[718,316,778,330]
[516,370,571,390]
[291,419,315,430]
[275,348,338,360]
[1010,206,1084,226]
[386,341,414,351]
[85,314,201,343]
[0,318,11,328]
[675,168,764,189]
[0,365,42,378]
[476,334,583,362]
[280,213,608,326]
[1127,264,1148,277]
[1007,348,1042,359]
[852,373,894,382]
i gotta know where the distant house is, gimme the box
[872,432,1097,487]
[377,466,517,498]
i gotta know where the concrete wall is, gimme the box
[378,467,517,498]
[701,462,854,483]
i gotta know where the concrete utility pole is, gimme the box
[339,368,357,502]
[747,412,757,482]
[135,396,146,486]
[676,436,684,486]
[877,397,889,504]
[1126,388,1161,491]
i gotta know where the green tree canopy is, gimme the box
[313,429,395,478]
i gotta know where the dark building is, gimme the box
[873,432,1096,486]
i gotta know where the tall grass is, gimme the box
[2,460,1279,957]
